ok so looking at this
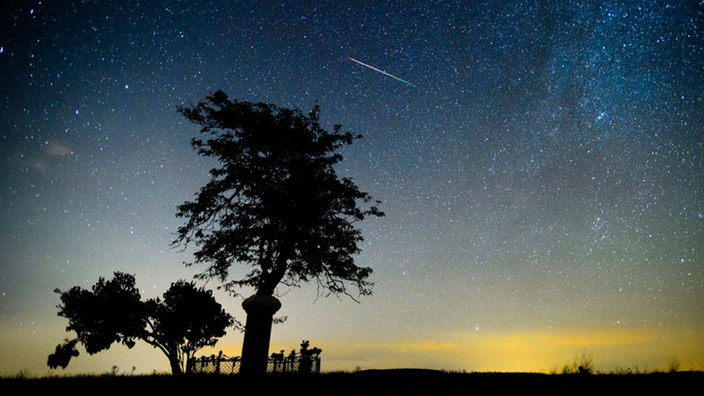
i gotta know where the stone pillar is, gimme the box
[239,295,281,375]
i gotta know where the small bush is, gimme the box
[666,356,681,373]
[557,352,595,375]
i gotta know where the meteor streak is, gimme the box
[347,57,415,87]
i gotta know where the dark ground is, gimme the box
[3,369,702,395]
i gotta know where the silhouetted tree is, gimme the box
[174,91,383,373]
[146,279,236,374]
[50,272,234,375]
[175,90,384,297]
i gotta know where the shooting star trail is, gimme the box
[347,57,415,87]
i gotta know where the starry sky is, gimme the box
[1,0,703,375]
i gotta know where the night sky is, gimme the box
[1,0,702,375]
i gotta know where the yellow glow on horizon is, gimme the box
[259,325,704,373]
[184,324,704,375]
[392,340,457,352]
[532,328,652,346]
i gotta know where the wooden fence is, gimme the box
[191,352,321,375]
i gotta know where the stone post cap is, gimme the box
[242,294,282,314]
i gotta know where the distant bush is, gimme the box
[666,356,681,373]
[552,352,595,375]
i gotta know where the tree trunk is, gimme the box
[168,353,183,376]
[239,295,281,375]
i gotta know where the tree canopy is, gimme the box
[174,91,384,299]
[49,272,234,375]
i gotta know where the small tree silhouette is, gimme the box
[50,272,235,375]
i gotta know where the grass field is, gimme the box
[3,369,702,395]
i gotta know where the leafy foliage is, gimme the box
[174,91,384,299]
[50,272,235,375]
[47,339,80,369]
[146,279,235,372]
[299,340,322,360]
[55,272,145,355]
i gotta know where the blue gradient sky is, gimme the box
[1,0,702,375]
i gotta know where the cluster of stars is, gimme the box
[0,0,702,374]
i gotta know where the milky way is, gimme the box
[1,1,702,374]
